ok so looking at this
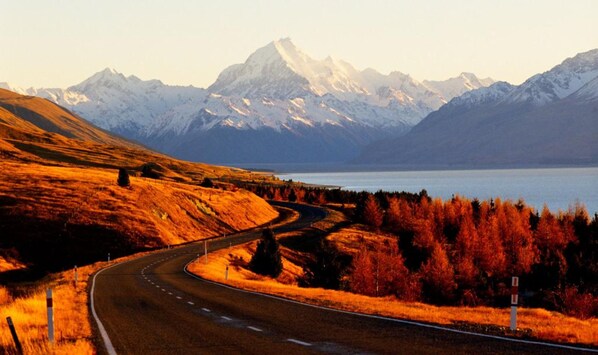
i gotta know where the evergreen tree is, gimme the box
[249,228,282,277]
[288,189,297,202]
[117,168,130,187]
[301,239,348,289]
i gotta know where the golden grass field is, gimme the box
[188,223,598,346]
[0,161,278,272]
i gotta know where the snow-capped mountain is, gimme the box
[2,70,204,136]
[423,72,495,103]
[207,38,494,128]
[356,48,598,167]
[505,49,598,105]
[3,38,495,164]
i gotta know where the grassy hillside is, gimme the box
[0,89,279,279]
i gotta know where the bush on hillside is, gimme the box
[117,168,130,187]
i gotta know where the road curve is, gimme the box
[91,202,593,354]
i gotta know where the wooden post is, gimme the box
[74,265,78,288]
[225,265,229,280]
[6,316,23,354]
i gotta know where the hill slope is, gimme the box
[0,89,278,279]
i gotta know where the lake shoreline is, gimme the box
[277,167,598,214]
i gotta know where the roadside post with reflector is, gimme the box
[510,276,518,331]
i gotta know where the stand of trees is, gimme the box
[241,183,597,318]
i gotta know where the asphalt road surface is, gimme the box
[92,202,594,354]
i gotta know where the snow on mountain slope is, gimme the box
[0,82,89,106]
[207,38,492,126]
[146,92,413,137]
[208,38,368,99]
[423,72,495,102]
[61,68,205,135]
[506,49,598,105]
[571,76,598,102]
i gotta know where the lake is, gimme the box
[278,167,598,214]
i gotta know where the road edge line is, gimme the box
[183,260,597,353]
[90,263,119,355]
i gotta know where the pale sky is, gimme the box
[1,0,596,88]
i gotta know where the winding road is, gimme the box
[91,202,594,354]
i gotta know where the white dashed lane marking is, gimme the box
[187,301,194,305]
[201,308,211,313]
[247,326,262,332]
[221,316,232,321]
[176,296,182,300]
[287,339,312,347]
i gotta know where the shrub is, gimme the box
[200,177,214,188]
[140,163,161,179]
[117,168,130,187]
[554,286,598,319]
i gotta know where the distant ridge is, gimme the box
[2,39,495,164]
[355,49,598,167]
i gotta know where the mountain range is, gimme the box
[356,48,598,167]
[1,38,494,164]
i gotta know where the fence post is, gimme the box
[225,265,229,280]
[6,316,23,354]
[107,253,111,262]
[47,288,55,343]
[510,276,519,331]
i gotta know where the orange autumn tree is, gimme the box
[420,241,457,304]
[349,243,418,300]
[362,194,383,229]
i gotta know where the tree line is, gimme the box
[241,183,597,318]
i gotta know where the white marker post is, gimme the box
[46,288,54,344]
[510,276,519,331]
[74,265,78,288]
[107,253,111,262]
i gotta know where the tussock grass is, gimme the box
[189,228,598,346]
[0,161,278,271]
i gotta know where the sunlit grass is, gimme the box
[1,265,96,354]
[0,161,278,250]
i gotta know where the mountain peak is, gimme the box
[256,37,311,70]
[73,67,127,89]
